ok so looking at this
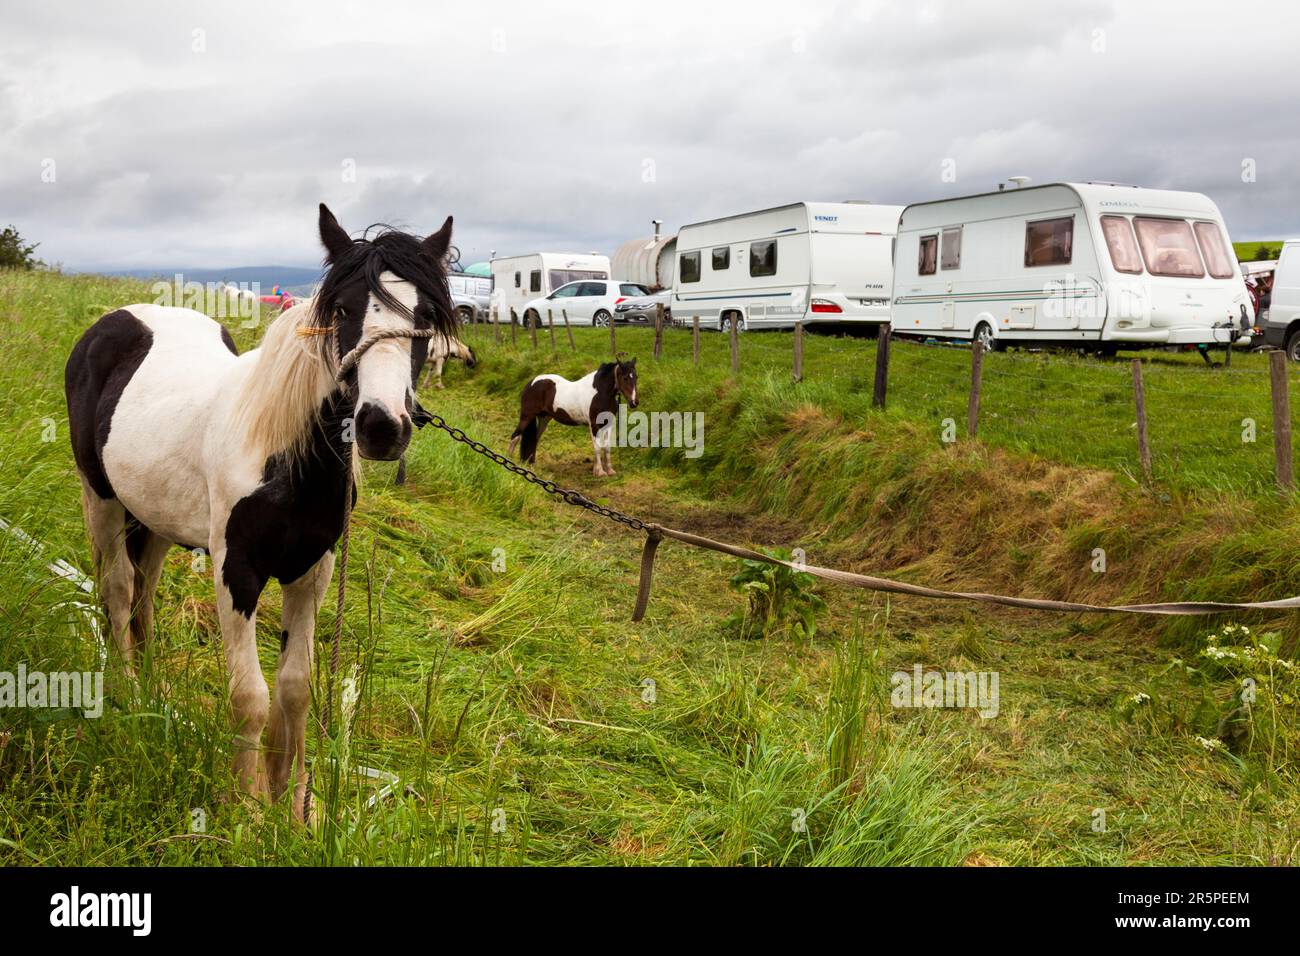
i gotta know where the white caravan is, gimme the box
[490,252,610,322]
[892,183,1253,353]
[672,202,903,331]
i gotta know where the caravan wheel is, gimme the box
[721,313,745,333]
[973,321,1001,353]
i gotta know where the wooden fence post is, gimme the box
[1131,358,1152,482]
[966,339,984,438]
[529,310,538,349]
[873,324,891,409]
[792,320,804,383]
[609,316,617,357]
[692,316,701,368]
[729,316,740,374]
[653,303,664,359]
[1270,349,1294,491]
[492,305,501,344]
[562,308,575,351]
[509,308,518,347]
[547,308,557,351]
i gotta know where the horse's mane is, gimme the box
[231,224,456,469]
[311,225,456,335]
[230,298,339,468]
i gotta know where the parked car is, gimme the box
[1261,239,1299,358]
[491,252,610,321]
[448,272,492,323]
[615,290,673,325]
[521,279,655,327]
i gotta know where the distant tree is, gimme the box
[1253,245,1276,261]
[0,225,41,270]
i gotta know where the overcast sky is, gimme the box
[1,0,1297,271]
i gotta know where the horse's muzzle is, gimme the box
[354,402,412,460]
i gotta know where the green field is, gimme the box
[1,270,1297,866]
[1235,240,1285,262]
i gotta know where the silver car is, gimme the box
[614,289,673,325]
[448,272,492,323]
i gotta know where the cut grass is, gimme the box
[0,269,1296,866]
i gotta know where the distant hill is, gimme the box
[1234,241,1285,262]
[97,265,324,296]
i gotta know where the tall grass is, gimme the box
[1,270,1297,865]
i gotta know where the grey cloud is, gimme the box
[0,0,1296,270]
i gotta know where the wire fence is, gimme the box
[460,306,1298,497]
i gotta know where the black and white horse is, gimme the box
[64,204,456,817]
[507,358,638,476]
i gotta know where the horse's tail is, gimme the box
[518,418,541,463]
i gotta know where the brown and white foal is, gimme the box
[508,357,638,476]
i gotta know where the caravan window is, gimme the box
[1100,216,1143,274]
[712,247,730,270]
[547,269,607,289]
[750,240,777,277]
[679,251,701,283]
[530,270,542,292]
[1024,217,1074,267]
[918,235,938,275]
[1194,222,1235,279]
[940,227,962,270]
[1134,218,1204,278]
[514,271,521,288]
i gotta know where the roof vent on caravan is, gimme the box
[1008,175,1031,188]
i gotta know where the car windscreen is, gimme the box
[619,284,651,296]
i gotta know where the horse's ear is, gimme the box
[319,204,352,263]
[423,216,454,262]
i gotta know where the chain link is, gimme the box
[425,414,649,532]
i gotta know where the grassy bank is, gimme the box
[0,270,1296,865]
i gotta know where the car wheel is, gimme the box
[973,321,1000,352]
[593,310,611,327]
[1287,328,1300,363]
[524,309,539,328]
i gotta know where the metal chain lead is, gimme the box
[423,414,648,533]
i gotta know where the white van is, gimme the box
[1262,240,1300,359]
[490,252,611,322]
[672,201,903,331]
[892,183,1253,353]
